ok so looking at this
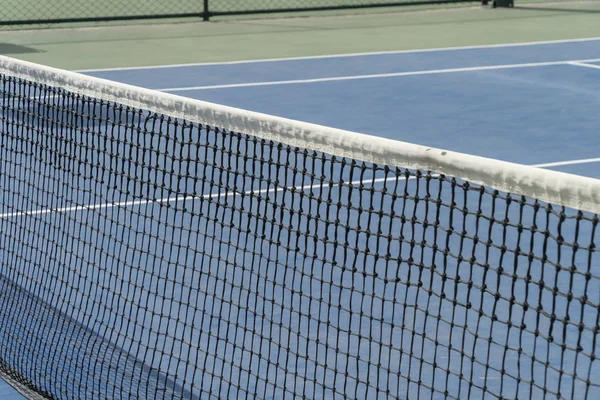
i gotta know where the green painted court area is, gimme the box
[1,2,600,70]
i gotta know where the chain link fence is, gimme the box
[0,0,481,26]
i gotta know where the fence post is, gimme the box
[203,0,210,21]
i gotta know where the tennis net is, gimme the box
[0,56,598,399]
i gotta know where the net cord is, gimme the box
[1,55,599,214]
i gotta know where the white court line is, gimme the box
[534,157,600,168]
[0,175,400,220]
[1,157,598,220]
[568,61,600,71]
[156,58,600,92]
[25,56,600,100]
[76,37,600,73]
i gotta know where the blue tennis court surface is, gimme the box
[1,38,599,399]
[84,38,600,177]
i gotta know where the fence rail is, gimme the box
[0,0,484,26]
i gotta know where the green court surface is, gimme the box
[0,1,598,70]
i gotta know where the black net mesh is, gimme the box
[0,74,599,399]
[0,0,204,25]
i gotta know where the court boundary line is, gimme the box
[2,157,599,220]
[76,37,600,73]
[155,57,600,92]
[569,61,600,71]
